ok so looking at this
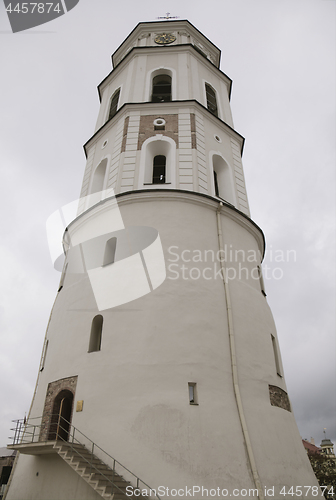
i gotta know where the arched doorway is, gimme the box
[48,389,74,441]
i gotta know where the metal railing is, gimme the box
[10,416,160,499]
[11,417,41,445]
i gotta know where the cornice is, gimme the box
[97,44,232,102]
[111,20,221,69]
[83,100,245,157]
[66,190,265,260]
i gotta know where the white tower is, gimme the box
[7,20,320,500]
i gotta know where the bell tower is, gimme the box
[6,20,320,500]
[79,20,246,214]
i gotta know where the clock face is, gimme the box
[154,33,176,45]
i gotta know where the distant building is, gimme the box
[0,449,16,499]
[303,437,336,499]
[303,438,322,456]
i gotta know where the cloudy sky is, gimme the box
[0,0,335,451]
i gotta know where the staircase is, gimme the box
[54,441,146,500]
[9,417,157,500]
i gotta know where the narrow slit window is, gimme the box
[214,171,219,197]
[151,75,172,103]
[89,315,103,353]
[152,155,166,184]
[205,83,218,117]
[188,383,198,405]
[271,334,282,377]
[103,237,117,267]
[258,265,266,296]
[108,88,120,121]
[39,340,49,372]
[58,262,68,292]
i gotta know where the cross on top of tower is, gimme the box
[157,12,179,20]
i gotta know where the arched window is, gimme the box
[138,136,176,188]
[88,315,103,353]
[212,154,235,205]
[91,159,108,195]
[108,88,120,121]
[151,75,172,102]
[88,158,108,208]
[205,83,218,117]
[152,155,166,184]
[103,237,117,266]
[146,68,176,102]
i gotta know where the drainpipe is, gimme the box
[216,202,264,500]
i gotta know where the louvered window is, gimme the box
[108,88,120,120]
[205,84,218,117]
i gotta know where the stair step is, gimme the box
[94,482,131,498]
[90,471,129,482]
[55,438,154,500]
[81,474,92,481]
[95,479,126,488]
[100,490,126,499]
[72,458,103,466]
